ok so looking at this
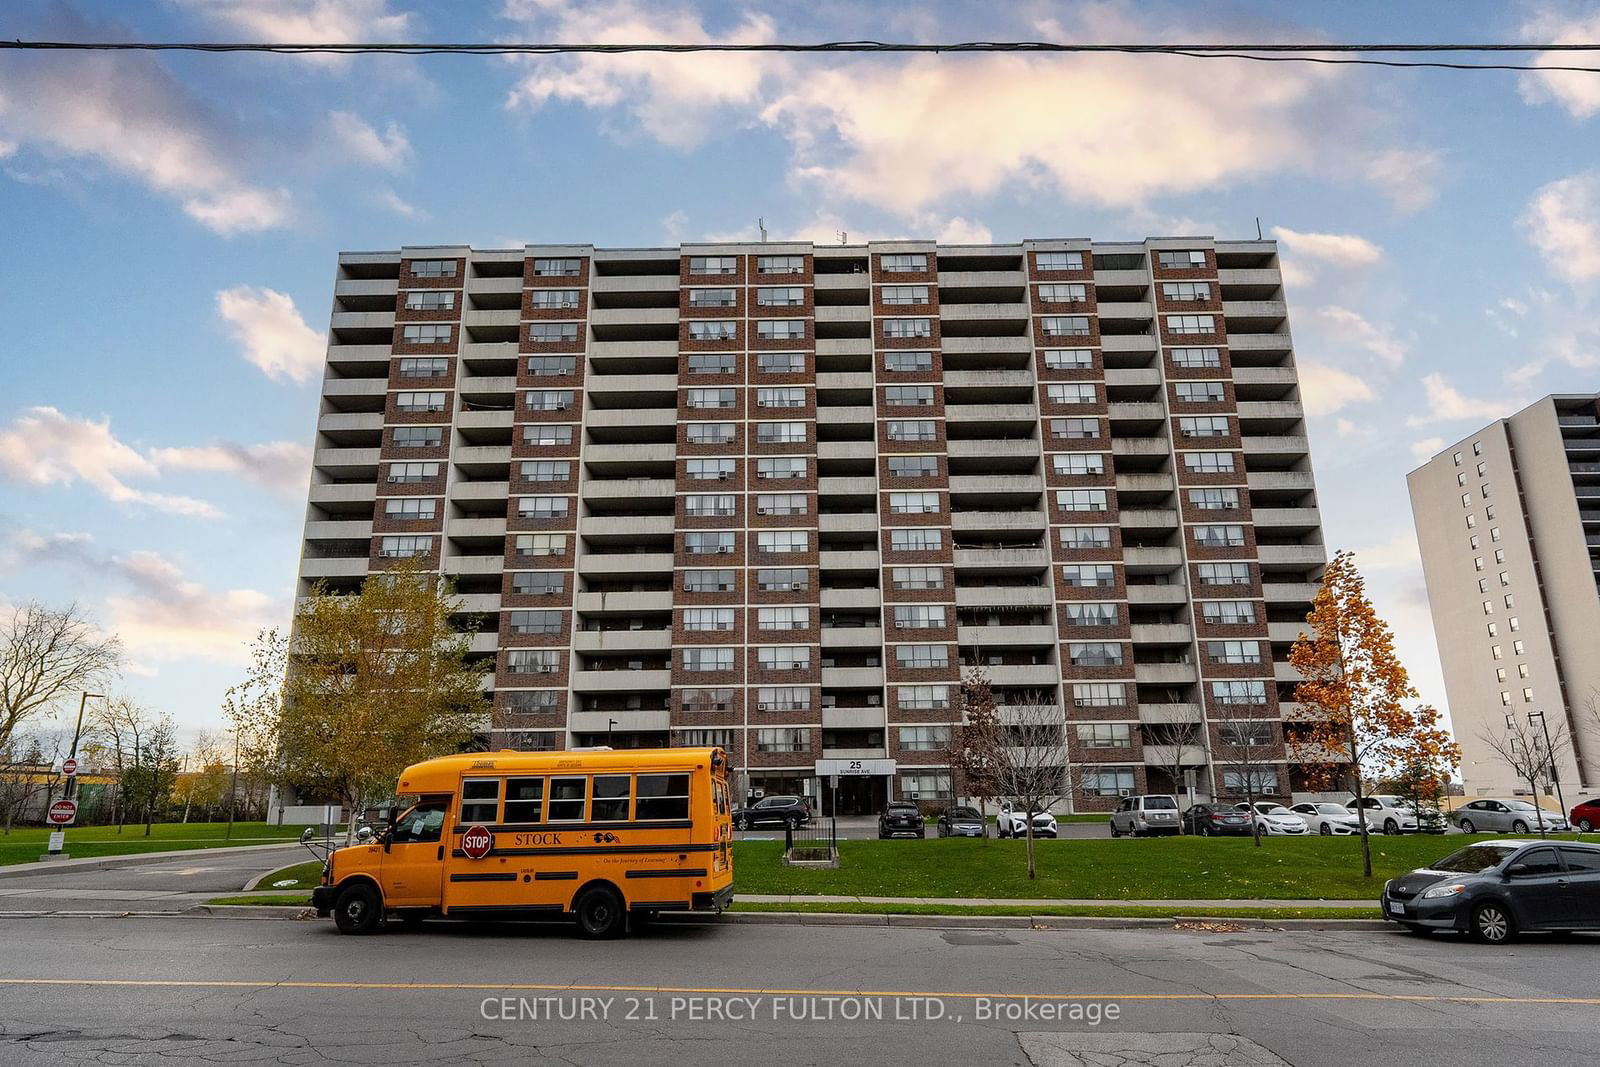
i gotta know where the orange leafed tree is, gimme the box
[1289,550,1461,878]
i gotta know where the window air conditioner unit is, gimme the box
[789,662,805,670]
[757,702,769,710]
[717,471,731,480]
[716,546,734,554]
[1118,788,1133,797]
[756,507,767,515]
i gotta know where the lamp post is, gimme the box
[225,727,241,840]
[607,718,617,747]
[1528,710,1566,831]
[46,691,105,859]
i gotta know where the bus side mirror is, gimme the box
[356,825,374,844]
[300,827,315,844]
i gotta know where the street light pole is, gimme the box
[225,728,240,840]
[47,691,105,859]
[607,718,617,747]
[1529,711,1566,831]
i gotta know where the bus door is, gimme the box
[382,793,449,908]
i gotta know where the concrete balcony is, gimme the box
[299,557,370,579]
[590,307,677,328]
[1143,745,1208,768]
[1093,268,1149,288]
[1232,366,1298,388]
[589,372,677,398]
[1137,703,1202,724]
[1268,622,1308,644]
[1134,663,1196,685]
[819,549,880,570]
[1107,401,1166,421]
[1104,367,1162,389]
[818,512,880,534]
[814,305,869,323]
[957,623,1057,647]
[942,335,1032,354]
[816,371,874,390]
[582,514,674,538]
[304,519,373,540]
[584,477,674,502]
[569,670,673,693]
[573,628,671,653]
[984,663,1060,687]
[819,588,880,610]
[583,442,676,466]
[814,273,871,292]
[822,707,889,730]
[815,406,874,426]
[817,476,877,496]
[1251,507,1323,532]
[946,403,1039,423]
[335,277,398,298]
[948,474,1042,495]
[940,301,1030,321]
[1255,544,1326,568]
[939,269,1025,287]
[468,632,500,655]
[313,447,380,472]
[570,709,671,733]
[953,547,1049,569]
[309,483,376,506]
[816,337,873,357]
[1236,400,1305,421]
[330,310,394,331]
[574,590,674,614]
[467,275,523,296]
[1119,508,1179,529]
[586,408,676,430]
[1227,333,1292,353]
[451,480,510,504]
[590,274,678,293]
[456,410,514,433]
[1126,584,1188,606]
[453,445,512,471]
[946,438,1041,460]
[1222,300,1288,324]
[955,585,1053,609]
[1241,435,1310,459]
[1123,547,1185,569]
[820,666,884,688]
[1097,300,1154,321]
[951,510,1046,532]
[817,440,876,461]
[327,343,392,366]
[1274,661,1306,684]
[1116,473,1175,495]
[454,593,502,614]
[463,308,522,329]
[589,339,678,359]
[1247,471,1315,493]
[1100,334,1157,354]
[943,369,1034,389]
[821,746,888,761]
[318,412,383,434]
[459,375,518,394]
[443,555,503,576]
[1111,437,1169,458]
[820,627,883,647]
[1217,268,1282,287]
[1130,623,1193,645]
[1263,582,1320,603]
[322,378,387,400]
[577,554,674,579]
[447,517,506,539]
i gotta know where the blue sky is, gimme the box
[3,0,1599,745]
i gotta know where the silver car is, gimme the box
[1452,798,1571,834]
[1109,794,1182,837]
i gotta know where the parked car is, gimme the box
[1452,798,1570,834]
[1290,802,1365,835]
[878,802,926,839]
[1181,802,1254,836]
[1108,794,1182,837]
[1237,802,1310,836]
[732,795,811,830]
[936,806,987,838]
[996,802,1057,839]
[1381,839,1600,942]
[1346,795,1424,835]
[1572,798,1600,833]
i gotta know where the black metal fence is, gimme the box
[784,816,837,853]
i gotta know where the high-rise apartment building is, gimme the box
[1409,395,1600,802]
[297,238,1327,813]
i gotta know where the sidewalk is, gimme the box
[0,841,301,879]
[736,894,1374,909]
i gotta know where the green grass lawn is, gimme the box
[0,822,311,867]
[251,860,325,891]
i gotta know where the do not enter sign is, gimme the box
[47,799,77,826]
[460,824,494,860]
[62,758,78,777]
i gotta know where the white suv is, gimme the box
[1346,795,1419,835]
[997,802,1057,839]
[1108,795,1182,837]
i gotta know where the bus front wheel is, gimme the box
[575,885,626,939]
[333,882,383,935]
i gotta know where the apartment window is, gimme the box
[685,458,735,480]
[757,255,803,274]
[758,606,809,631]
[1219,721,1272,747]
[1485,505,1497,521]
[1053,453,1105,476]
[1452,451,1463,465]
[1158,250,1208,269]
[532,258,581,277]
[1504,593,1516,609]
[1162,281,1211,302]
[756,728,809,753]
[395,391,446,413]
[511,572,565,595]
[1461,493,1473,509]
[891,566,944,590]
[1036,251,1083,270]
[402,324,452,345]
[1496,667,1508,683]
[757,457,807,481]
[1041,316,1091,338]
[756,686,810,711]
[885,385,936,407]
[507,650,561,675]
[1184,451,1236,474]
[1201,600,1257,624]
[889,491,940,514]
[1072,683,1126,707]
[1473,441,1482,456]
[901,771,953,798]
[387,461,439,483]
[1051,417,1101,439]
[1474,556,1485,571]
[1039,283,1087,303]
[528,323,578,343]
[1508,616,1520,632]
[889,528,942,551]
[1206,640,1263,664]
[1466,515,1478,529]
[688,256,738,275]
[1481,483,1492,499]
[397,356,449,378]
[684,388,735,410]
[757,352,806,373]
[687,320,736,341]
[526,355,576,376]
[1222,769,1279,794]
[682,688,735,713]
[1061,564,1116,587]
[384,498,436,520]
[525,389,574,411]
[1198,562,1251,585]
[679,425,737,451]
[393,426,441,448]
[1059,526,1112,550]
[678,728,735,748]
[683,608,735,632]
[758,646,811,671]
[1056,489,1109,512]
[1047,382,1098,405]
[1477,461,1487,476]
[1180,416,1230,438]
[757,530,809,554]
[899,685,951,711]
[1492,644,1504,660]
[1523,687,1535,703]
[1077,724,1131,749]
[1194,524,1246,548]
[684,531,735,556]
[1042,348,1094,370]
[515,533,565,557]
[1175,381,1225,403]
[508,610,562,635]
[883,318,933,338]
[757,387,806,408]
[1189,487,1240,510]
[886,420,937,442]
[1519,663,1530,679]
[1486,622,1498,637]
[682,569,735,593]
[899,726,951,752]
[893,605,946,630]
[1166,314,1216,334]
[1458,473,1468,487]
[756,319,806,340]
[378,535,431,558]
[755,421,806,444]
[403,290,455,312]
[688,288,737,308]
[1213,679,1268,705]
[683,647,735,672]
[888,455,937,478]
[1501,691,1512,706]
[502,691,560,714]
[530,289,581,309]
[523,425,574,446]
[895,644,949,669]
[408,259,456,278]
[1513,640,1524,654]
[1170,347,1222,368]
[883,351,933,372]
[1064,602,1119,627]
[685,493,736,517]
[881,285,929,304]
[1499,571,1510,587]
[756,493,806,516]
[881,253,928,273]
[687,353,736,375]
[1489,526,1505,543]
[1069,642,1123,666]
[756,567,808,591]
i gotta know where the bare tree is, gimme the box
[90,696,151,834]
[0,601,121,753]
[1477,715,1572,837]
[990,690,1069,879]
[1210,700,1279,847]
[1142,689,1204,802]
[947,666,1003,844]
[0,731,65,833]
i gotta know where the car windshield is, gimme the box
[1266,807,1297,816]
[887,804,917,813]
[948,807,980,819]
[1144,797,1178,809]
[1317,804,1350,815]
[1505,801,1537,811]
[1430,845,1518,873]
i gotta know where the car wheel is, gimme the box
[1580,818,1593,832]
[1384,818,1399,835]
[574,885,626,940]
[786,815,800,829]
[332,883,382,935]
[1459,819,1475,834]
[1198,824,1212,837]
[1471,902,1514,944]
[1402,923,1433,937]
[1109,824,1121,838]
[919,829,926,838]
[1512,820,1529,834]
[1319,823,1332,836]
[734,815,746,830]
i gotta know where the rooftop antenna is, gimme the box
[837,230,847,245]
[758,217,767,242]
[1255,216,1263,240]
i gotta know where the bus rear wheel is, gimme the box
[575,886,626,939]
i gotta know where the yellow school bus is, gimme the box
[310,747,734,937]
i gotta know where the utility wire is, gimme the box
[2,39,1599,73]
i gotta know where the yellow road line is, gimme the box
[0,978,1594,1005]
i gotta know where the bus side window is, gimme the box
[504,778,544,823]
[548,777,586,821]
[637,774,690,820]
[593,775,631,821]
[460,778,500,823]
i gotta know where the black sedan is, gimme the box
[878,802,926,839]
[1181,802,1255,836]
[1382,839,1600,942]
[936,806,987,838]
[732,795,811,830]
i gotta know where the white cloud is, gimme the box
[171,0,413,65]
[1304,306,1409,368]
[148,441,312,495]
[930,216,993,244]
[1360,148,1441,212]
[374,187,428,219]
[662,209,689,241]
[1521,170,1600,283]
[1350,530,1422,570]
[1297,360,1376,416]
[1519,10,1600,119]
[1270,226,1382,268]
[216,286,325,384]
[0,408,221,519]
[1406,374,1516,427]
[327,110,412,169]
[1410,436,1447,462]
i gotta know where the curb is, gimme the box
[187,904,316,920]
[0,841,303,880]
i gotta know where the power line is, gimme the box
[2,39,1599,73]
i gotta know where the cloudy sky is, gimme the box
[3,0,1599,743]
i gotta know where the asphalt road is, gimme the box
[0,844,304,912]
[0,914,1594,1065]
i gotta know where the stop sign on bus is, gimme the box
[47,799,77,825]
[460,824,493,859]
